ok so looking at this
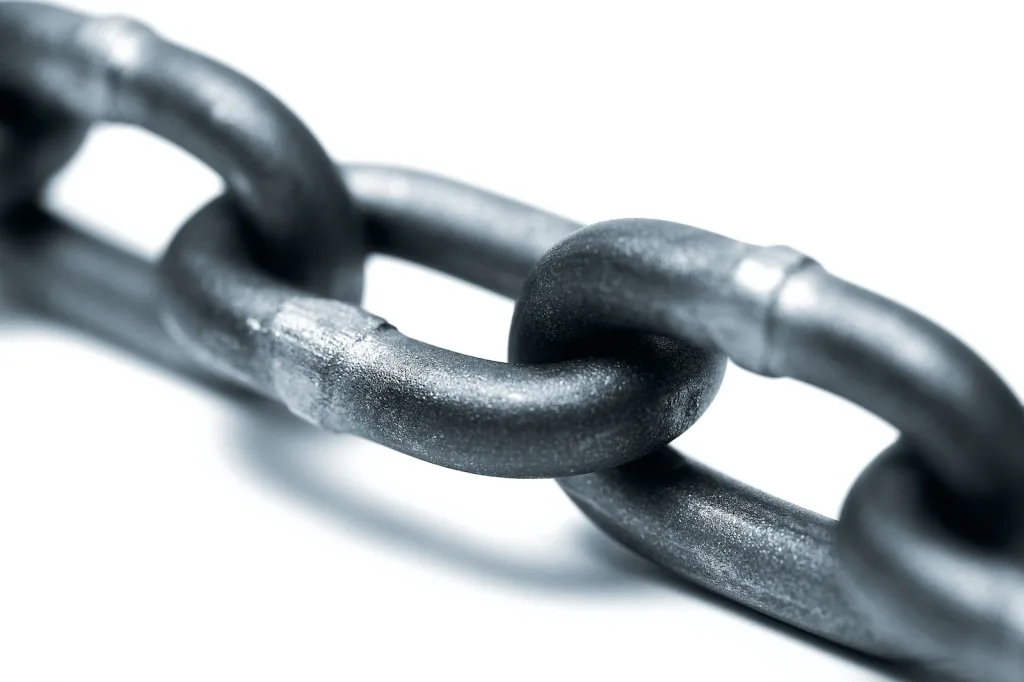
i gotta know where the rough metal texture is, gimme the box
[509,218,1024,679]
[1,4,1022,680]
[158,179,724,478]
[1,167,889,655]
[512,219,1024,499]
[558,449,902,658]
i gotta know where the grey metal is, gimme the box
[510,218,1024,501]
[838,440,1024,680]
[0,94,85,211]
[0,163,889,656]
[1,4,1021,679]
[158,173,723,478]
[0,203,206,375]
[0,1,365,300]
[559,448,904,658]
[2,157,1018,678]
[509,218,1024,680]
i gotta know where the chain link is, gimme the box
[1,3,1021,679]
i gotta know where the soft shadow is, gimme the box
[0,297,30,330]
[0,304,962,680]
[228,400,960,681]
[230,400,662,594]
[226,403,953,681]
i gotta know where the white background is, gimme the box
[1,1,1022,680]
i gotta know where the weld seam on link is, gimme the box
[267,297,389,430]
[712,245,818,375]
[0,4,1021,679]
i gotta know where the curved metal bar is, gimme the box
[559,448,904,657]
[2,6,1018,676]
[2,163,581,375]
[0,164,891,656]
[0,2,365,300]
[158,173,725,478]
[0,94,86,211]
[4,161,1017,670]
[507,217,1024,674]
[510,218,1024,502]
[837,440,1024,681]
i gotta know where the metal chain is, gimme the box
[0,4,1020,679]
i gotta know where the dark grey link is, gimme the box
[2,163,577,380]
[348,164,582,299]
[0,2,365,300]
[508,217,1024,679]
[3,156,1017,674]
[158,183,724,478]
[0,204,205,375]
[0,94,86,211]
[2,165,892,657]
[838,440,1024,682]
[560,448,905,658]
[510,218,1024,503]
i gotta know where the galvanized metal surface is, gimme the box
[0,3,1020,680]
[159,184,724,478]
[508,217,1024,678]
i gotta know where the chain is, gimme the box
[1,4,1020,679]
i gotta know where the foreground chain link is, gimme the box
[1,4,1021,679]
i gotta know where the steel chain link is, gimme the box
[1,4,1021,679]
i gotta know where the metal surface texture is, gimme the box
[158,175,722,478]
[1,164,893,658]
[0,3,1020,680]
[509,218,1024,678]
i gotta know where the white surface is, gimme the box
[1,1,1022,680]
